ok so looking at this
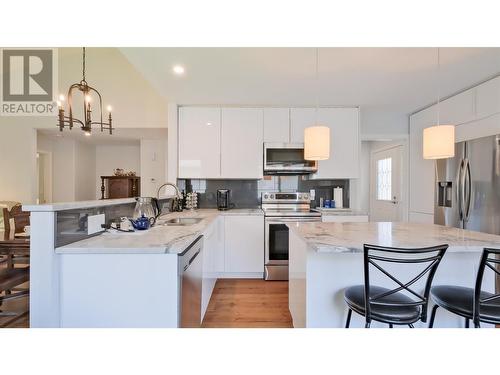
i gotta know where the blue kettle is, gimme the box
[129,214,154,230]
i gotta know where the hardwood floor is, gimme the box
[1,279,293,329]
[0,282,29,328]
[202,279,293,328]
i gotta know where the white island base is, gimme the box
[288,222,499,328]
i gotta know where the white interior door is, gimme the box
[370,145,403,222]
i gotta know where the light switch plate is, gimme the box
[87,214,105,235]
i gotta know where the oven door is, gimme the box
[264,216,320,280]
[265,216,321,265]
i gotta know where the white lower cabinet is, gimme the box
[224,215,264,276]
[201,219,218,320]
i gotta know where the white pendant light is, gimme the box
[304,48,330,161]
[423,48,455,160]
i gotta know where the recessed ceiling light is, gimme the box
[206,122,212,126]
[172,65,185,75]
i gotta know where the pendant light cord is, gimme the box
[82,47,86,82]
[436,47,440,126]
[315,47,319,124]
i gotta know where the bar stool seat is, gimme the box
[345,285,421,323]
[430,285,500,325]
[429,248,500,328]
[431,285,500,320]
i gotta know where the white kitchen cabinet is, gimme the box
[439,88,475,125]
[476,76,500,120]
[221,108,264,179]
[178,107,221,179]
[201,218,219,320]
[264,108,290,143]
[213,216,225,273]
[311,107,360,179]
[224,215,264,275]
[409,106,437,215]
[290,108,315,143]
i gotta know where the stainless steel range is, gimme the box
[262,192,321,280]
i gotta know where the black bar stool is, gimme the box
[429,247,500,328]
[344,244,448,328]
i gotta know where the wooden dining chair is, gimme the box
[0,266,29,327]
[2,205,30,268]
[2,204,30,234]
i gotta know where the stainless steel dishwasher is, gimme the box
[179,235,203,328]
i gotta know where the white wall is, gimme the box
[75,142,97,201]
[140,139,167,197]
[350,141,371,212]
[0,47,168,204]
[95,145,141,199]
[52,138,76,202]
[37,133,97,202]
[360,110,409,138]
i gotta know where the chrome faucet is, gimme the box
[157,182,183,212]
[157,182,181,199]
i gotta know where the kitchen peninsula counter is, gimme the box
[287,221,500,328]
[25,199,264,328]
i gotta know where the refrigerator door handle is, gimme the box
[456,158,464,221]
[463,158,472,222]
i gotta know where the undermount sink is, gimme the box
[164,217,203,226]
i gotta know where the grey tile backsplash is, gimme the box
[55,198,171,247]
[177,177,349,209]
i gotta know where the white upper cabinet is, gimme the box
[409,105,437,215]
[263,108,290,143]
[311,107,360,179]
[476,76,500,120]
[290,108,315,143]
[178,107,221,179]
[439,88,475,125]
[221,108,264,179]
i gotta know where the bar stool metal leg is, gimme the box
[345,309,352,328]
[389,323,393,328]
[428,304,439,328]
[465,318,469,328]
[408,323,414,328]
[365,321,371,328]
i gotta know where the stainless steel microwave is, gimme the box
[263,143,318,175]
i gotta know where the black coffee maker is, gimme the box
[217,189,232,211]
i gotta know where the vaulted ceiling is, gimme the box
[120,47,500,135]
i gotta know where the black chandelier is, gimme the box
[57,47,113,136]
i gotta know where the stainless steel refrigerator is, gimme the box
[434,134,500,236]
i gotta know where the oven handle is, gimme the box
[266,217,322,223]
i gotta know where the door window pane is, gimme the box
[377,157,392,201]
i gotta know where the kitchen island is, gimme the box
[288,221,500,328]
[24,199,263,328]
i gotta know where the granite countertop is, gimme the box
[287,221,500,253]
[23,197,178,212]
[218,208,263,216]
[55,208,262,255]
[314,208,368,216]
